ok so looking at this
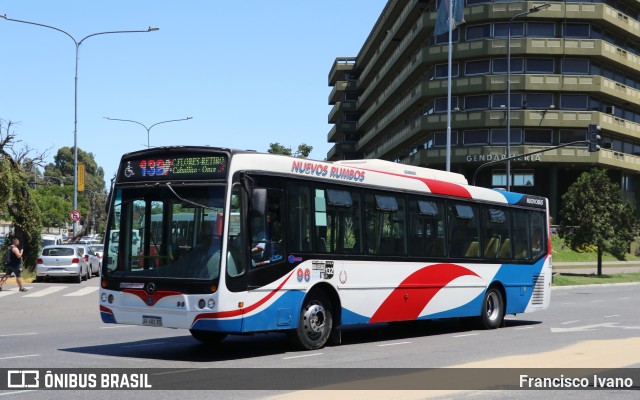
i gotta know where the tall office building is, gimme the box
[327,1,640,221]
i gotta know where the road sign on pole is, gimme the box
[70,209,81,222]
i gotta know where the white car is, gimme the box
[88,244,104,270]
[36,245,90,283]
[74,244,100,277]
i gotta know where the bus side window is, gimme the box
[512,210,530,260]
[448,202,479,258]
[410,198,445,257]
[287,183,312,253]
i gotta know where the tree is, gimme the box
[560,168,638,275]
[44,147,107,239]
[0,119,44,268]
[268,142,313,158]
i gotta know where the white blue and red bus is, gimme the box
[100,146,551,350]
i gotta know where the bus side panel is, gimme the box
[336,262,499,324]
[239,290,305,332]
[492,257,549,314]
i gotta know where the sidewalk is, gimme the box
[553,260,640,274]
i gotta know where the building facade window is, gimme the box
[494,22,524,38]
[491,93,523,109]
[463,130,489,145]
[493,58,524,74]
[559,129,587,144]
[563,23,590,38]
[491,128,523,145]
[433,131,458,147]
[466,24,491,41]
[434,62,459,79]
[526,58,554,73]
[560,94,588,110]
[526,22,555,37]
[524,129,553,145]
[464,94,490,110]
[492,170,535,188]
[524,93,554,109]
[561,58,590,74]
[465,59,491,75]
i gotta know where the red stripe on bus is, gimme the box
[416,178,472,199]
[369,263,479,323]
[192,270,296,324]
[358,167,472,199]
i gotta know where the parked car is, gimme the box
[74,244,100,277]
[36,245,90,283]
[77,236,100,245]
[88,244,104,269]
[41,233,64,248]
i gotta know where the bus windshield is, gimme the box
[104,184,226,281]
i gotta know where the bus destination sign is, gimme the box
[120,153,227,181]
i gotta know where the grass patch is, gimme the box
[551,235,640,263]
[553,272,640,286]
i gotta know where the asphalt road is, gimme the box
[1,280,639,399]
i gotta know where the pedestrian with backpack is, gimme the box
[0,238,27,292]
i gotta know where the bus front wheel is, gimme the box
[480,287,504,329]
[189,329,227,345]
[291,292,333,350]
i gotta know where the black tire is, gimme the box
[75,272,82,283]
[290,291,333,350]
[479,287,504,329]
[86,266,92,280]
[189,329,227,345]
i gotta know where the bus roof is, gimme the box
[334,159,468,185]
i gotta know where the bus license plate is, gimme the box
[142,315,162,327]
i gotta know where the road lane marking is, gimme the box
[377,341,411,347]
[283,353,324,360]
[0,354,40,360]
[100,325,136,329]
[23,286,67,297]
[514,326,534,330]
[0,390,38,396]
[453,333,479,338]
[0,333,37,338]
[590,299,605,303]
[64,287,99,296]
[604,314,620,318]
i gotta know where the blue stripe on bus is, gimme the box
[493,190,524,205]
[100,311,117,324]
[493,258,546,314]
[190,290,305,333]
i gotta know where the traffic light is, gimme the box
[588,124,601,152]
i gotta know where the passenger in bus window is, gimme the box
[252,213,279,266]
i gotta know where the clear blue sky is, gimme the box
[1,0,386,182]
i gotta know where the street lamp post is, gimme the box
[0,14,158,236]
[104,116,193,148]
[506,4,550,191]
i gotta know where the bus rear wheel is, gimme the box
[291,291,333,350]
[189,329,227,345]
[480,287,504,329]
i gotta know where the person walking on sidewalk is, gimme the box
[0,238,28,292]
